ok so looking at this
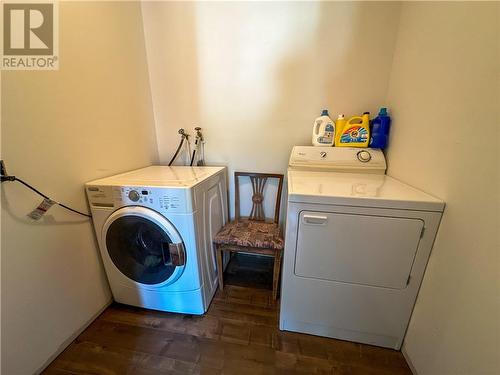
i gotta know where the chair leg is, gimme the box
[272,251,282,300]
[215,245,225,291]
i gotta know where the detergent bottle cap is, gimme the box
[363,111,370,115]
[379,108,388,116]
[321,109,329,116]
[337,114,345,120]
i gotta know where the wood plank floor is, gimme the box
[43,285,412,375]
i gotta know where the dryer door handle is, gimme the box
[303,214,328,225]
[168,242,186,266]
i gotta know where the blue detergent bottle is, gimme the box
[369,107,391,149]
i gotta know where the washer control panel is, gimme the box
[128,190,140,202]
[111,186,192,213]
[86,185,115,208]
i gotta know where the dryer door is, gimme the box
[294,211,424,289]
[102,206,185,286]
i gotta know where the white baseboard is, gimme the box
[402,345,418,375]
[35,298,113,375]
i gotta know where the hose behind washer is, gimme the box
[189,148,197,166]
[168,137,185,166]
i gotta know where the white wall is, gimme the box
[1,2,158,374]
[385,3,499,374]
[141,1,401,217]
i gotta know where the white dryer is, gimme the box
[86,166,227,315]
[280,146,444,349]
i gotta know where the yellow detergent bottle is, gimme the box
[336,112,371,148]
[334,114,346,146]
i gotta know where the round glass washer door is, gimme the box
[102,206,186,286]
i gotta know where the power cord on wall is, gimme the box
[0,160,92,218]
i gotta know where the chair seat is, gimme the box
[214,220,284,250]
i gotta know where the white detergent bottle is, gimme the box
[312,109,335,146]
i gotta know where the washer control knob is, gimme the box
[357,150,372,163]
[128,190,140,202]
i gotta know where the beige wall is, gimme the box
[385,3,499,374]
[1,2,157,374]
[141,1,401,216]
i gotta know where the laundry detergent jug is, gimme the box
[312,109,335,146]
[334,114,347,147]
[336,112,370,148]
[369,107,391,149]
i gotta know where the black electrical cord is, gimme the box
[168,137,184,166]
[6,176,91,218]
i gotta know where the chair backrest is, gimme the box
[234,172,284,224]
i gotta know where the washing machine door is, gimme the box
[102,206,185,286]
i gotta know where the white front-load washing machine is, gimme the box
[86,166,228,314]
[280,147,445,349]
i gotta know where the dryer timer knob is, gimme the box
[357,150,372,163]
[128,190,140,202]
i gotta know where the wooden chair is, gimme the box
[213,172,284,299]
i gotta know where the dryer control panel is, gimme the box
[289,146,386,174]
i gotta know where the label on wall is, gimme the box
[1,0,59,70]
